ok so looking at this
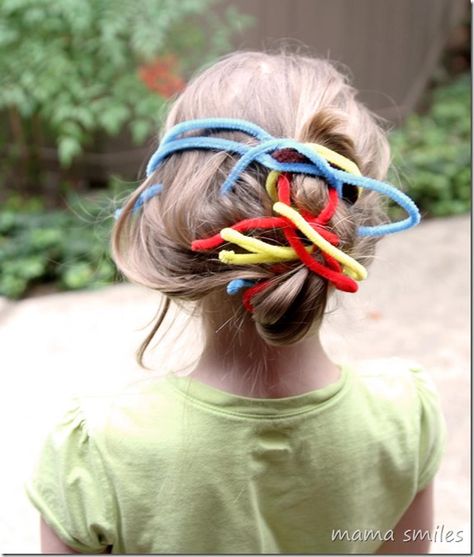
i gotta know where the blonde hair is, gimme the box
[111,51,391,365]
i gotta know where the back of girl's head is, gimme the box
[112,51,391,358]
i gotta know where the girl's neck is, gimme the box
[189,312,340,398]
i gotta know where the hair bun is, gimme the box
[111,52,391,361]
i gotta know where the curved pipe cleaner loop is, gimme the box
[191,217,291,251]
[303,188,339,227]
[307,143,362,177]
[268,145,362,203]
[147,118,274,177]
[147,121,341,189]
[329,168,421,237]
[119,118,419,237]
[276,173,340,245]
[273,202,367,281]
[205,172,361,312]
[265,172,340,241]
[149,118,339,184]
[191,214,339,253]
[219,228,315,264]
[227,279,256,295]
[160,118,274,147]
[242,280,273,313]
[219,138,343,195]
[147,135,346,195]
[305,143,363,200]
[114,183,163,220]
[274,173,359,287]
[219,252,285,265]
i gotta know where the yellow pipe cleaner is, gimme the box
[266,143,362,202]
[215,143,367,281]
[307,143,362,177]
[219,228,314,265]
[272,202,367,280]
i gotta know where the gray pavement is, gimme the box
[1,214,470,554]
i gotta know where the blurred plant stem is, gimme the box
[7,106,27,190]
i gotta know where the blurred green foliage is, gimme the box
[389,74,471,217]
[0,0,249,183]
[0,73,470,299]
[0,190,120,298]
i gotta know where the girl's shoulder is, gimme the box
[347,357,446,491]
[347,357,444,425]
[72,373,177,441]
[25,373,176,553]
[349,357,439,401]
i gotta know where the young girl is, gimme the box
[27,51,445,554]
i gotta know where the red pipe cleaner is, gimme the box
[242,279,273,313]
[276,174,357,292]
[242,175,357,310]
[192,148,359,312]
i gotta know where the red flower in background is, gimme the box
[138,54,185,97]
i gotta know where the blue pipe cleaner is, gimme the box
[226,279,256,295]
[117,117,420,238]
[114,183,163,220]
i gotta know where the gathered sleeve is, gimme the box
[25,398,116,553]
[411,365,447,492]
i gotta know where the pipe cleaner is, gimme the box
[125,118,419,237]
[268,173,359,291]
[265,144,362,202]
[219,228,316,264]
[264,146,366,281]
[195,177,365,281]
[113,118,421,308]
[226,279,255,295]
[114,183,163,219]
[234,172,360,310]
[193,171,362,307]
[272,202,365,281]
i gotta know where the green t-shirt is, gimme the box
[25,358,446,554]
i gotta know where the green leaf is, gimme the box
[98,105,130,135]
[130,119,153,144]
[0,274,28,299]
[61,262,95,289]
[57,136,82,166]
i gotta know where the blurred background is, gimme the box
[0,0,470,299]
[0,0,470,553]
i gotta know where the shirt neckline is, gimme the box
[164,365,350,418]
